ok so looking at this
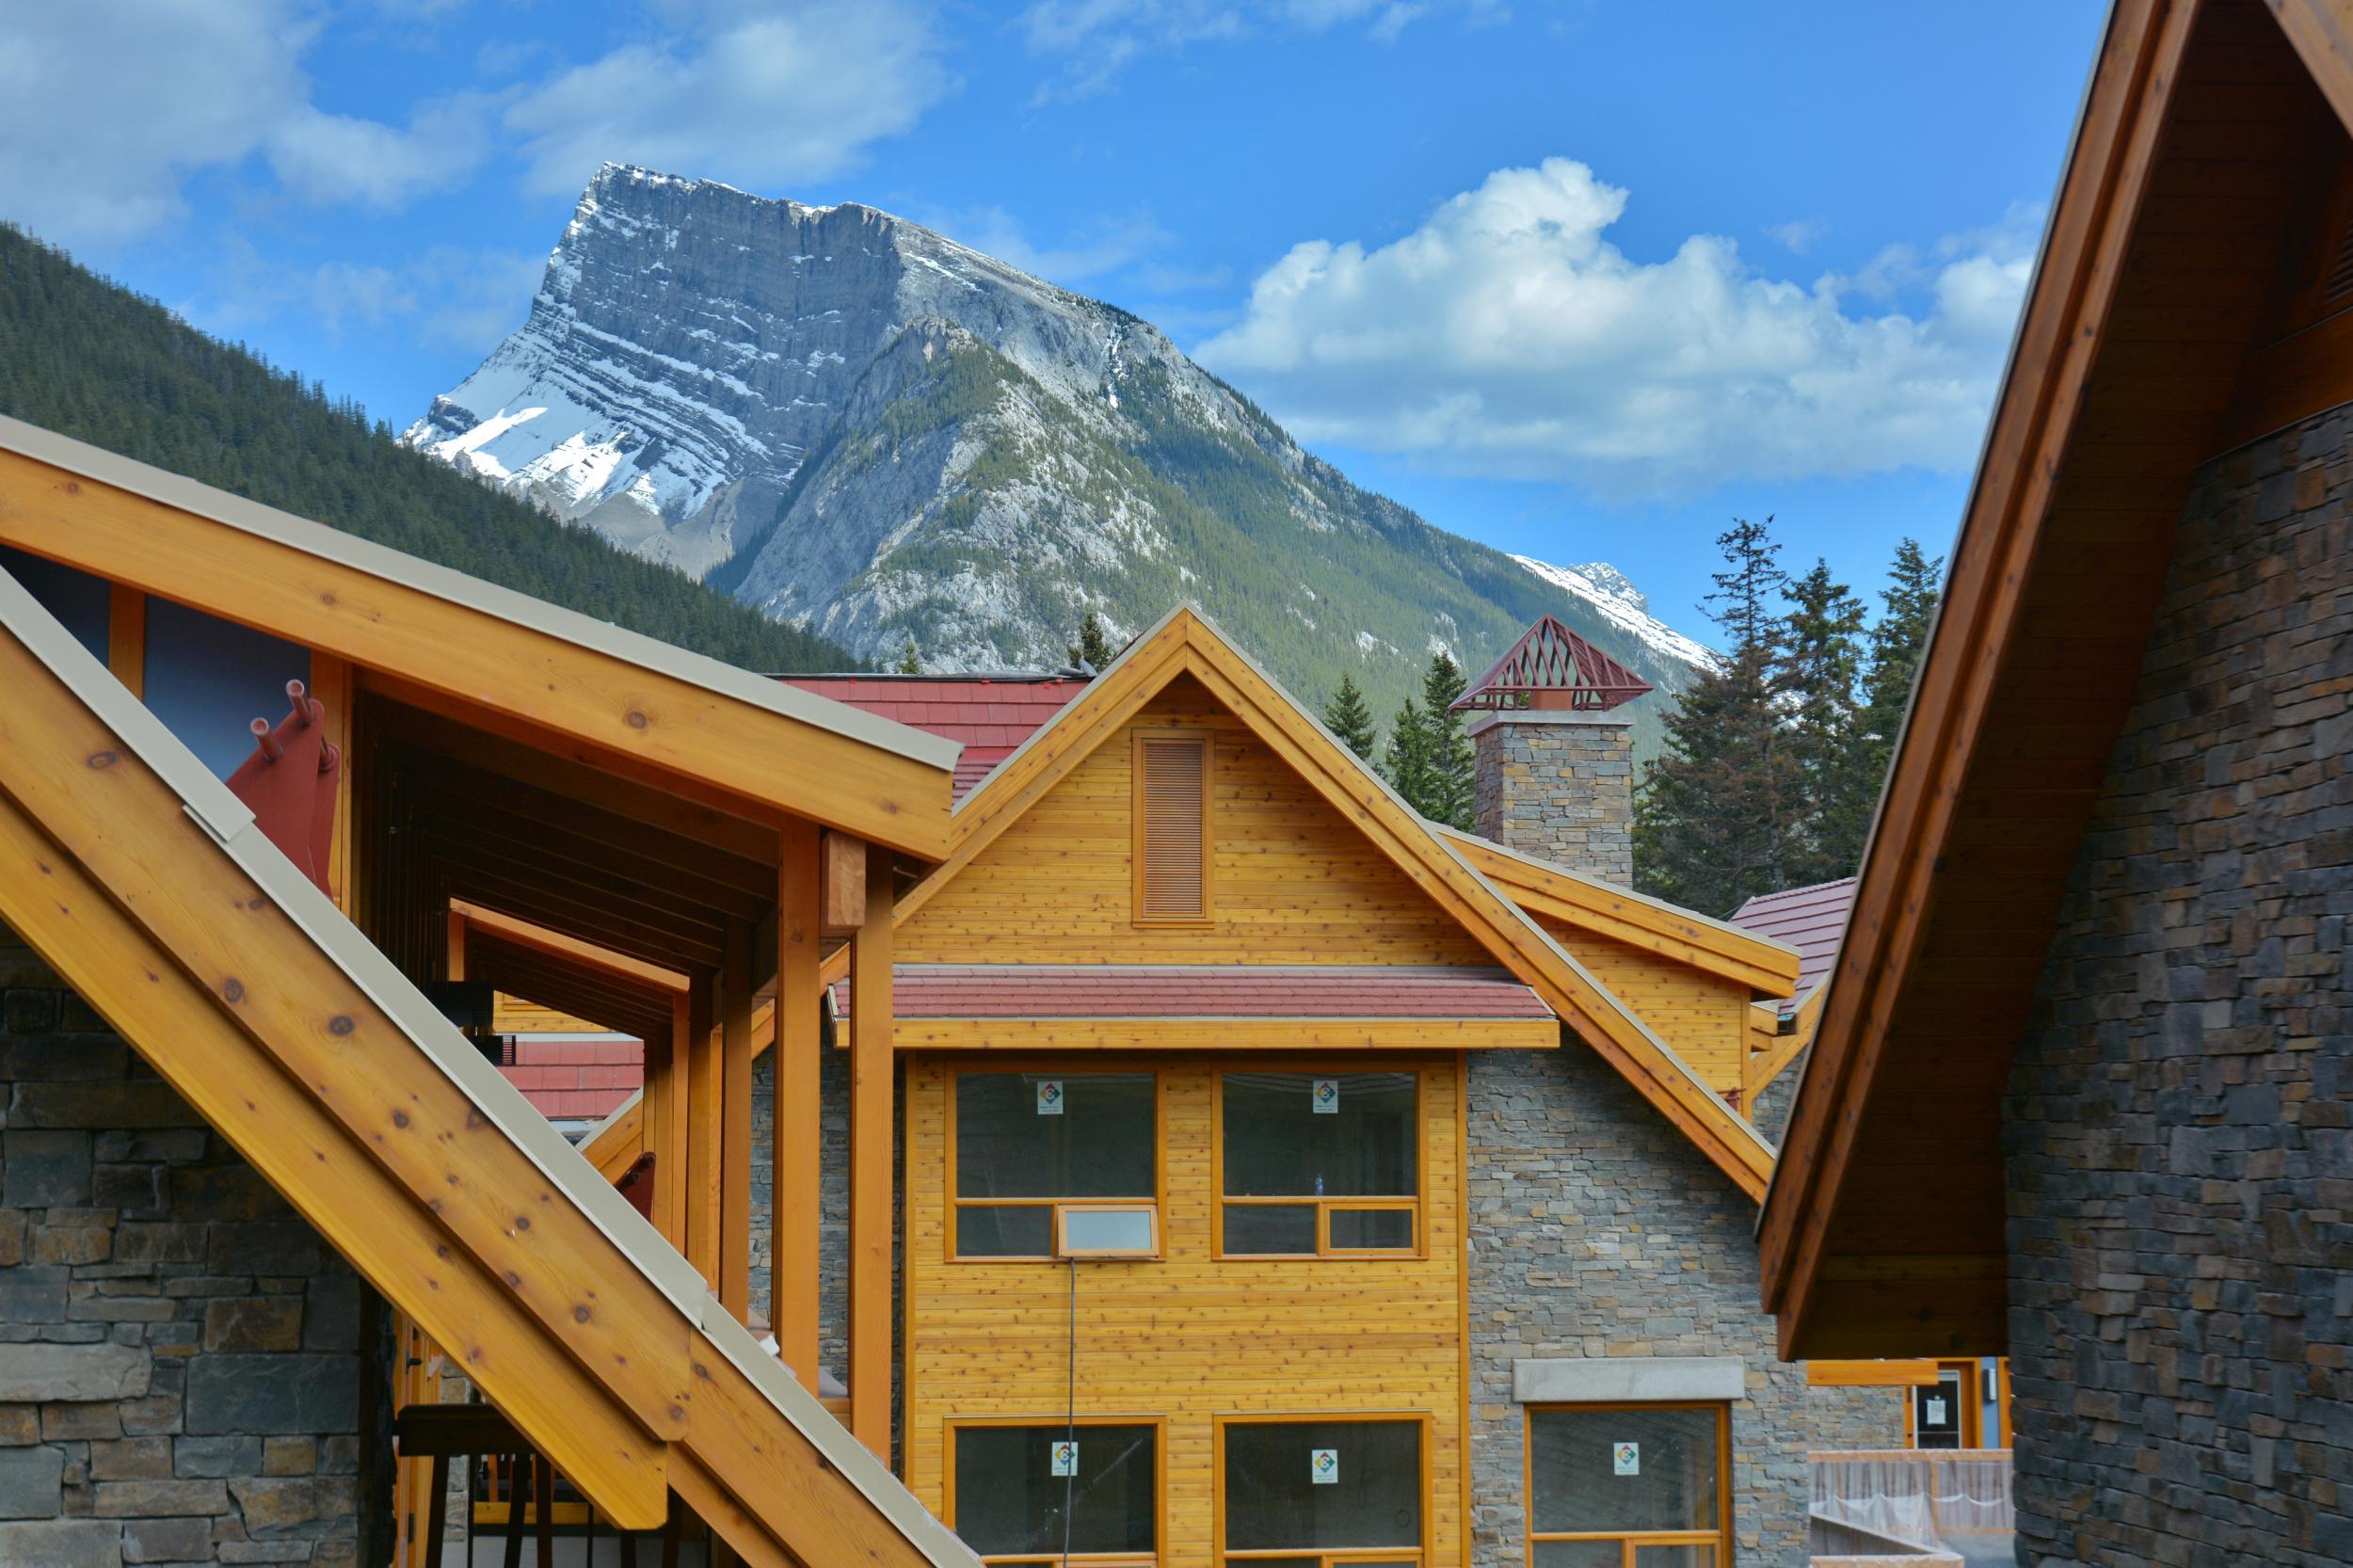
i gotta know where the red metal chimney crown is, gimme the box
[1451,614,1654,713]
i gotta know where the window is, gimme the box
[953,1073,1158,1259]
[1218,1072,1419,1256]
[1218,1416,1424,1568]
[1133,731,1209,923]
[1525,1405,1729,1568]
[952,1422,1159,1566]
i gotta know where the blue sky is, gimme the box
[0,1,2105,639]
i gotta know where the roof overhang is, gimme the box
[0,416,957,857]
[1759,0,2353,1360]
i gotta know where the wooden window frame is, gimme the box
[1212,1411,1431,1568]
[1210,1065,1429,1262]
[946,1066,1168,1264]
[1131,728,1213,928]
[1521,1401,1733,1568]
[944,1415,1168,1568]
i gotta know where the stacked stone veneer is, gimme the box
[0,927,369,1568]
[747,1042,851,1379]
[2005,408,2353,1565]
[1470,712,1636,885]
[1467,1046,1899,1567]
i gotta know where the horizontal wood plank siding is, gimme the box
[904,1056,1465,1568]
[904,682,1490,968]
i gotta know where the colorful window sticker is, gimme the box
[1310,1448,1339,1484]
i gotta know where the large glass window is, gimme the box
[954,1073,1157,1259]
[0,545,110,663]
[1219,1417,1423,1568]
[1219,1072,1418,1256]
[952,1423,1158,1565]
[1526,1405,1728,1568]
[141,598,310,778]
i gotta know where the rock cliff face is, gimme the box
[408,166,1710,736]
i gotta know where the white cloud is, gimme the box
[923,205,1171,285]
[197,241,542,354]
[1019,0,1483,99]
[0,0,481,248]
[1768,217,1827,254]
[1194,157,2037,498]
[504,0,951,199]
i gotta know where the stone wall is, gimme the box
[1466,1046,1899,1568]
[0,927,371,1568]
[1469,713,1636,886]
[1749,1045,1807,1148]
[747,1040,849,1379]
[2005,408,2353,1566]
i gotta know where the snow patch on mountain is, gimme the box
[1513,555,1719,672]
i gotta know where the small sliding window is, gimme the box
[1218,1071,1420,1257]
[1218,1416,1425,1568]
[1525,1403,1731,1567]
[952,1420,1160,1568]
[953,1072,1160,1260]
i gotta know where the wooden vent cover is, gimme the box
[1135,734,1209,922]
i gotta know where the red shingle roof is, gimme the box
[830,964,1553,1020]
[1729,877,1857,1016]
[498,1035,644,1122]
[779,675,1088,801]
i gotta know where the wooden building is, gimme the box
[1761,2,2353,1563]
[0,412,974,1566]
[581,607,1905,1566]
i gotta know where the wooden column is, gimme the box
[773,821,824,1387]
[719,923,754,1320]
[647,991,692,1251]
[848,848,893,1456]
[685,976,720,1287]
[106,584,144,697]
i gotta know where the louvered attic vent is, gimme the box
[1134,732,1209,923]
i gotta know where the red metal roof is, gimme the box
[778,674,1088,801]
[498,1035,643,1122]
[1452,614,1654,712]
[1730,877,1857,1016]
[830,964,1553,1020]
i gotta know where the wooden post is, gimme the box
[647,991,693,1251]
[848,846,893,1457]
[106,584,144,697]
[443,910,467,986]
[685,976,720,1287]
[719,922,754,1320]
[773,821,824,1387]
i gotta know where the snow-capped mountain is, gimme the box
[1513,557,1718,671]
[408,165,1715,740]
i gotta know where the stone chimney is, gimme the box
[1456,616,1648,887]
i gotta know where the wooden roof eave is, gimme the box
[0,568,984,1568]
[0,417,958,858]
[883,605,1776,1200]
[1435,825,1803,996]
[1756,0,2353,1357]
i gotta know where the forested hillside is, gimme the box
[0,225,853,673]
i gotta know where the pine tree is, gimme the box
[1066,611,1112,669]
[1418,651,1474,830]
[1780,559,1868,884]
[896,634,921,675]
[1847,536,1944,836]
[1634,518,1798,915]
[1382,652,1475,828]
[1384,696,1432,812]
[1322,674,1378,762]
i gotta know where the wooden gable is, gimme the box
[1760,0,2353,1358]
[900,676,1492,968]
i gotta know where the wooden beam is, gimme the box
[848,847,894,1456]
[453,900,691,992]
[822,832,868,936]
[720,924,755,1320]
[0,454,953,856]
[105,583,143,698]
[2269,0,2353,136]
[774,821,824,1389]
[887,1016,1560,1051]
[1805,1360,1943,1388]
